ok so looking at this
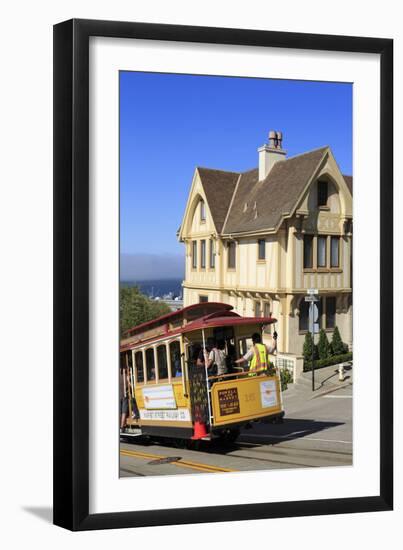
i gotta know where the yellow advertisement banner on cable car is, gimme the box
[142,384,177,409]
[211,375,282,426]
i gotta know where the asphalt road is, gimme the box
[119,383,352,477]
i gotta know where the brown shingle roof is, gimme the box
[343,175,353,194]
[197,167,240,233]
[223,147,328,234]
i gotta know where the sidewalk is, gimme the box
[283,362,353,409]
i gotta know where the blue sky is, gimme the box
[120,72,352,280]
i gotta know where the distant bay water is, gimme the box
[120,278,183,299]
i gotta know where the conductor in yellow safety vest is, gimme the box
[234,332,277,375]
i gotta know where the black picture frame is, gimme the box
[53,18,393,531]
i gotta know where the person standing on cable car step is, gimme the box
[234,331,277,375]
[196,338,214,370]
[119,366,129,432]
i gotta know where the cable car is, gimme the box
[120,302,284,443]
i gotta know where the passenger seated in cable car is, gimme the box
[172,351,182,377]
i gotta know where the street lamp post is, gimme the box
[305,289,319,391]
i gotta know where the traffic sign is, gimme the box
[305,295,319,302]
[309,302,320,334]
[307,288,318,295]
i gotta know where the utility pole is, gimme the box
[305,289,319,391]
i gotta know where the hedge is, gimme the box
[303,352,352,372]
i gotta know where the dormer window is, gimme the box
[200,200,206,222]
[317,181,328,207]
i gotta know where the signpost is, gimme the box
[305,289,319,391]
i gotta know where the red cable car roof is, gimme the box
[182,313,277,334]
[123,302,233,337]
[120,301,277,351]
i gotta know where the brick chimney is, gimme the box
[258,130,287,181]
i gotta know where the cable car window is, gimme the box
[170,341,182,377]
[145,348,156,381]
[157,345,168,380]
[126,351,133,368]
[135,351,144,383]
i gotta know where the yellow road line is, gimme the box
[120,449,235,473]
[120,449,164,461]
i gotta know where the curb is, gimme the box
[309,380,353,399]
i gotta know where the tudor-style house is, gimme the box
[178,131,353,356]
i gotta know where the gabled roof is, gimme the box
[189,147,352,237]
[343,175,353,194]
[197,168,239,233]
[223,147,328,234]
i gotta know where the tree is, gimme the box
[317,328,331,360]
[331,326,345,356]
[303,332,315,363]
[120,286,171,336]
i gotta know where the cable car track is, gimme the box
[120,448,235,474]
[120,437,351,473]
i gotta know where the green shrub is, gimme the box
[303,332,316,362]
[304,352,352,372]
[331,326,345,356]
[317,329,330,360]
[280,368,293,391]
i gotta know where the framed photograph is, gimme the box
[53,19,393,530]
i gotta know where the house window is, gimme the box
[200,240,206,269]
[192,240,197,269]
[325,297,336,329]
[263,302,271,318]
[299,299,310,331]
[209,239,215,268]
[145,348,156,381]
[303,235,314,268]
[199,295,208,303]
[228,241,236,269]
[317,236,327,268]
[200,200,206,222]
[258,239,266,260]
[299,297,323,332]
[331,236,340,267]
[135,351,144,383]
[317,181,328,207]
[304,235,343,271]
[254,301,261,317]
